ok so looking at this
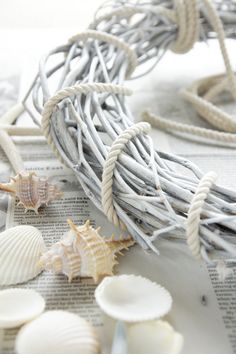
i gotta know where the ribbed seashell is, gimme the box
[95,275,172,322]
[15,310,100,354]
[0,225,46,285]
[0,288,45,329]
[39,219,134,283]
[0,172,62,213]
[127,320,184,354]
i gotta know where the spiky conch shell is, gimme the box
[39,219,135,283]
[0,172,62,213]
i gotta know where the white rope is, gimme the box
[170,0,236,93]
[0,103,25,125]
[145,0,236,144]
[69,30,138,78]
[181,74,236,132]
[202,0,236,99]
[143,110,236,143]
[0,125,42,136]
[102,122,150,229]
[186,171,217,260]
[0,129,24,173]
[171,0,199,54]
[41,83,132,162]
[0,103,26,173]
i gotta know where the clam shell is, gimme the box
[95,275,172,322]
[15,310,100,354]
[0,225,46,285]
[127,320,184,354]
[0,288,45,329]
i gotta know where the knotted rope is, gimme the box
[171,0,199,54]
[144,0,236,143]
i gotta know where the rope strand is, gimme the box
[186,171,217,260]
[102,122,150,228]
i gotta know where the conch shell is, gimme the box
[0,172,62,213]
[39,219,134,283]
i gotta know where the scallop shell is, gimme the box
[0,288,45,329]
[127,320,183,354]
[0,225,46,285]
[0,172,62,213]
[95,275,172,322]
[39,219,134,283]
[15,310,100,354]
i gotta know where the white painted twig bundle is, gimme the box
[2,0,236,269]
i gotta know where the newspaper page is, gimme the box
[0,138,235,354]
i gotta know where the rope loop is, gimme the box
[143,110,236,144]
[102,122,151,229]
[41,83,132,153]
[181,76,236,133]
[69,30,138,78]
[186,171,217,260]
[171,0,199,54]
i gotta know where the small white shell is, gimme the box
[127,320,184,354]
[15,310,100,354]
[0,225,46,285]
[0,288,45,329]
[95,275,172,322]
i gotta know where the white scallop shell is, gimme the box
[95,275,172,322]
[127,320,183,354]
[15,310,100,354]
[0,288,45,329]
[0,225,46,285]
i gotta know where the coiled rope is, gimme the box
[144,0,236,143]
